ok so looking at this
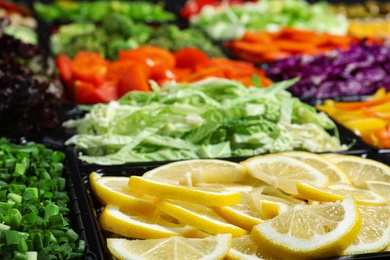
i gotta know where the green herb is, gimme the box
[0,138,85,259]
[34,1,175,22]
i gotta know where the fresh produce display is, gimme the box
[189,0,349,40]
[0,18,65,135]
[331,0,390,19]
[88,152,390,259]
[266,41,390,99]
[62,78,346,165]
[317,88,390,149]
[33,1,176,23]
[50,16,225,60]
[4,0,390,259]
[56,47,271,104]
[224,27,358,63]
[0,138,85,259]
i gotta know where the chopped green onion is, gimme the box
[5,158,15,168]
[14,251,27,260]
[6,230,21,245]
[44,204,59,222]
[0,223,10,231]
[9,183,26,193]
[21,213,38,227]
[52,151,65,163]
[23,187,39,201]
[58,236,69,245]
[0,190,8,200]
[25,239,34,251]
[75,239,86,253]
[50,229,64,238]
[17,237,28,253]
[7,192,22,203]
[42,191,54,200]
[64,229,79,243]
[48,214,64,228]
[0,139,85,258]
[31,232,43,251]
[5,208,22,228]
[54,177,66,192]
[26,251,38,260]
[14,163,27,176]
[42,230,52,247]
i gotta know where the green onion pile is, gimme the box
[0,138,85,259]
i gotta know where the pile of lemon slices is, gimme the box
[89,152,390,260]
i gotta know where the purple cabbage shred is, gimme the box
[266,40,390,99]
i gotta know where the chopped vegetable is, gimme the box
[63,78,347,165]
[50,14,153,60]
[57,47,271,104]
[190,0,349,40]
[266,40,390,99]
[146,24,225,57]
[0,138,85,259]
[0,18,65,135]
[348,18,390,38]
[50,18,224,60]
[225,27,360,63]
[331,1,390,19]
[317,88,390,149]
[34,1,175,22]
[179,0,247,20]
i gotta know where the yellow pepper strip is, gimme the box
[343,117,387,136]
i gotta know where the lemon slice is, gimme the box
[107,234,232,260]
[240,154,329,194]
[250,196,362,259]
[328,155,390,188]
[90,175,156,212]
[89,171,102,196]
[281,151,351,185]
[142,159,246,186]
[297,182,387,205]
[157,200,248,238]
[214,188,264,231]
[257,194,300,220]
[99,204,195,239]
[343,205,390,255]
[129,176,241,207]
[365,180,390,201]
[226,235,266,260]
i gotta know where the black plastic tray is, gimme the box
[74,150,390,260]
[0,136,92,259]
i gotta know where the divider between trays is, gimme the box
[65,148,112,260]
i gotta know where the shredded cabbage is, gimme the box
[63,78,347,165]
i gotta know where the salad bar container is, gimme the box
[2,0,390,259]
[72,150,390,260]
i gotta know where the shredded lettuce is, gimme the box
[63,78,347,165]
